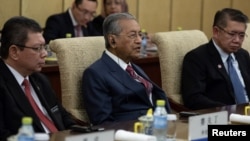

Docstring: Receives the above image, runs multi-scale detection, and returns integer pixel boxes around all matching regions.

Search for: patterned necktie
[227,55,247,104]
[75,25,82,37]
[126,65,152,95]
[22,79,58,132]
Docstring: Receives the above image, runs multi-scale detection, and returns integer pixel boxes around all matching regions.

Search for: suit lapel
[208,41,235,98]
[6,76,36,116]
[208,41,230,80]
[30,76,62,130]
[102,53,152,105]
[0,60,45,131]
[0,60,35,115]
[64,11,75,37]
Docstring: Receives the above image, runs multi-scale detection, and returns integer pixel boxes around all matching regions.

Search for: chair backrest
[242,23,250,52]
[49,36,105,123]
[151,30,208,112]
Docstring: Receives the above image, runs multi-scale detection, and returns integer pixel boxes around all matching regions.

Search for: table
[49,103,250,141]
[49,120,188,141]
[41,55,161,102]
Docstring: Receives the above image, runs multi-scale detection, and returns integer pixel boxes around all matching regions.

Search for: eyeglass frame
[105,0,122,6]
[15,44,49,52]
[75,5,96,18]
[217,26,248,40]
[114,32,143,40]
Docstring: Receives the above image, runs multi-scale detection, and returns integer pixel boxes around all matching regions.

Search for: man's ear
[111,39,116,44]
[9,45,19,60]
[109,35,116,47]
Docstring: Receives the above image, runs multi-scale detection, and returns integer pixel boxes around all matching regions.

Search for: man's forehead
[119,19,140,32]
[80,0,97,7]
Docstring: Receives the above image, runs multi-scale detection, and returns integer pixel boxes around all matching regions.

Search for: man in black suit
[43,0,101,44]
[0,16,76,140]
[82,13,171,125]
[181,8,250,110]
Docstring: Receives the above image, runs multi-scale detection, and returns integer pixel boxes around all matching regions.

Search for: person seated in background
[43,0,101,44]
[82,12,171,125]
[92,0,128,35]
[181,8,250,110]
[0,16,76,140]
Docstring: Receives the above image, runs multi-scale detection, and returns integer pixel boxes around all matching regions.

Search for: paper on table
[229,113,250,124]
[115,129,156,141]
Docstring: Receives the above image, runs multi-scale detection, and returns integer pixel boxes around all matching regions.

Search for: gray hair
[103,12,136,48]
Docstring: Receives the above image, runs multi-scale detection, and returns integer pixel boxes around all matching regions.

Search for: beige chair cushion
[49,37,105,123]
[151,30,208,111]
[242,23,250,52]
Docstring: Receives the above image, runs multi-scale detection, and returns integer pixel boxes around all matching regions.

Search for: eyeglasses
[15,44,49,52]
[76,6,96,18]
[115,32,143,40]
[217,26,247,40]
[106,1,122,5]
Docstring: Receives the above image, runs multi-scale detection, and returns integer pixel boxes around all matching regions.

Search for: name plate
[65,130,114,141]
[188,111,228,141]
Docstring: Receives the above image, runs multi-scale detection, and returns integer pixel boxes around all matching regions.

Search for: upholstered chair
[151,30,208,112]
[49,37,105,124]
[242,23,250,52]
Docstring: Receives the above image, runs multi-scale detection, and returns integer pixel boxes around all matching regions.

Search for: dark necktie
[22,79,58,132]
[126,65,152,95]
[75,25,82,37]
[227,55,247,104]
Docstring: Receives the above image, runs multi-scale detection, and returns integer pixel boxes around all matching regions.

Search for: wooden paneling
[0,0,20,29]
[232,0,250,19]
[171,0,202,31]
[21,0,62,28]
[138,0,170,33]
[63,0,74,11]
[1,0,250,38]
[202,0,231,39]
[97,0,103,15]
[126,0,138,18]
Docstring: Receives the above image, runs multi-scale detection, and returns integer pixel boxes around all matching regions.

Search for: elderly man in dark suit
[181,8,250,110]
[82,13,171,125]
[43,0,101,44]
[0,16,76,140]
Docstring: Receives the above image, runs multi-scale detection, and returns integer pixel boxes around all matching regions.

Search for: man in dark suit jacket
[181,8,250,110]
[0,16,76,140]
[43,0,101,44]
[82,13,171,125]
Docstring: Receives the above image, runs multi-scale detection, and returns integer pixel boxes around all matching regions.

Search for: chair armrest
[70,113,90,126]
[168,97,190,113]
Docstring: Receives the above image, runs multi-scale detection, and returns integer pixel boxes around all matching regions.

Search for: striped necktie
[75,25,82,37]
[126,65,152,95]
[22,79,58,132]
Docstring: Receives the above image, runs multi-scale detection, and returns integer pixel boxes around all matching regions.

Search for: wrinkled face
[73,0,97,26]
[105,0,123,16]
[110,19,142,63]
[213,20,247,54]
[12,32,48,76]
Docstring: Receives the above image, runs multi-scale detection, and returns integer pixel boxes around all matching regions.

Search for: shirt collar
[212,39,235,63]
[68,8,78,27]
[5,63,29,86]
[105,50,129,70]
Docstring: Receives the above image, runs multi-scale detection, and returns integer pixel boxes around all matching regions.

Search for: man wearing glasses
[0,16,76,140]
[82,13,171,125]
[181,8,250,110]
[43,0,101,44]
